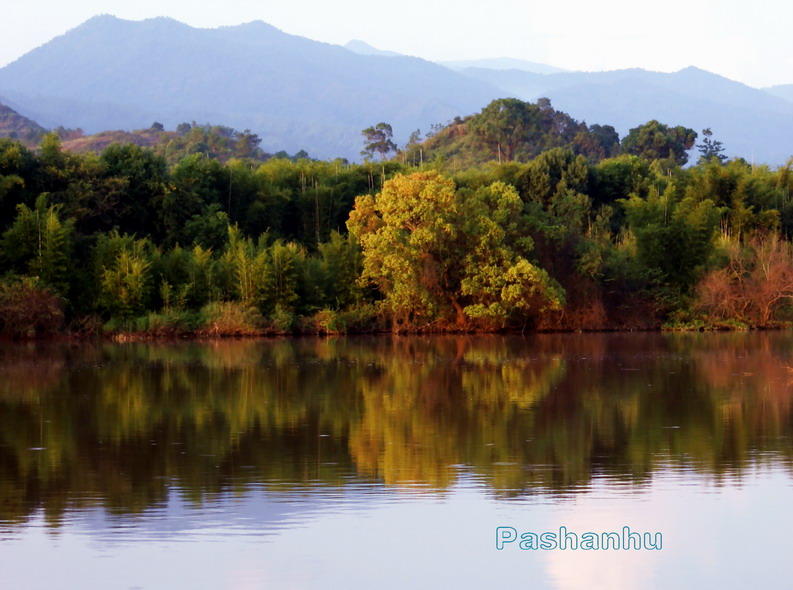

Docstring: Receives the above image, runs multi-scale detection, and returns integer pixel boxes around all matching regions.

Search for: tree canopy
[620,120,697,166]
[361,123,397,160]
[347,171,564,330]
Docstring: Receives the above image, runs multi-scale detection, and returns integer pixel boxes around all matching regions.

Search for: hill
[410,97,619,168]
[0,102,46,145]
[59,122,272,164]
[458,66,793,164]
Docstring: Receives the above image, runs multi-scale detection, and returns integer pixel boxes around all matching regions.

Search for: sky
[1,0,792,88]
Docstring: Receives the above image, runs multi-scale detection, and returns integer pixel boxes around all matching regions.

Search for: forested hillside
[0,102,46,145]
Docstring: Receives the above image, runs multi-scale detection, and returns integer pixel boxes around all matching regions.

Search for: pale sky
[1,0,791,88]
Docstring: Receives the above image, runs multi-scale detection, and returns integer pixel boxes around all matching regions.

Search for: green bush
[303,309,347,335]
[269,304,295,334]
[198,301,264,336]
[144,310,197,336]
[338,304,383,333]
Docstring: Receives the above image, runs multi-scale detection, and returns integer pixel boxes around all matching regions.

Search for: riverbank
[3,311,785,342]
[3,284,790,341]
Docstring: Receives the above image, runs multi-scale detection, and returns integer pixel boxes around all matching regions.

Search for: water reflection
[1,333,792,529]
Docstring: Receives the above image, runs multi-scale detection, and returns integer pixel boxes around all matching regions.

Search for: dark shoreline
[1,322,777,343]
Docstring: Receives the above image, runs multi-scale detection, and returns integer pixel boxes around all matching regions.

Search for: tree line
[2,97,793,336]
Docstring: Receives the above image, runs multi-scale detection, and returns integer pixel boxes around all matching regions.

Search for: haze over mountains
[0,15,792,164]
[0,16,501,160]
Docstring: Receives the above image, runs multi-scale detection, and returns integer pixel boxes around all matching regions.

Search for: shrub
[0,278,64,337]
[269,304,295,334]
[696,233,793,327]
[143,310,197,336]
[303,309,347,335]
[338,304,383,333]
[198,301,263,336]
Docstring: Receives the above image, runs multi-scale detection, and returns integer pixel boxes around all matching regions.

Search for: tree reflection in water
[1,332,792,527]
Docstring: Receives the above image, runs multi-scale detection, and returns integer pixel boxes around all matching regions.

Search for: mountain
[344,40,401,57]
[1,16,791,165]
[459,66,793,164]
[0,16,504,160]
[441,58,566,74]
[764,84,793,103]
[0,101,46,144]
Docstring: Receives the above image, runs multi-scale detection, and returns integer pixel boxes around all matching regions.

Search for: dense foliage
[412,98,620,168]
[2,98,793,336]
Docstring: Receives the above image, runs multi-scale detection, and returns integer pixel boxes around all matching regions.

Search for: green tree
[467,98,539,163]
[582,124,620,159]
[620,120,697,166]
[459,182,564,328]
[234,129,263,159]
[268,240,303,312]
[361,123,397,160]
[0,139,34,230]
[100,143,168,238]
[221,225,271,307]
[0,193,74,296]
[696,128,727,164]
[348,171,562,330]
[622,183,722,293]
[318,231,364,309]
[348,171,458,327]
[99,250,152,321]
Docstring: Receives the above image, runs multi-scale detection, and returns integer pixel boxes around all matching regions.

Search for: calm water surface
[0,333,791,589]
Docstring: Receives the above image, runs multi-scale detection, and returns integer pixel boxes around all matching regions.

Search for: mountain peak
[71,14,192,37]
[82,13,120,24]
[675,65,720,78]
[229,20,282,32]
[344,40,401,57]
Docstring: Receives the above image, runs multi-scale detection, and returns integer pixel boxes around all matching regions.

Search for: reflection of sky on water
[1,465,791,590]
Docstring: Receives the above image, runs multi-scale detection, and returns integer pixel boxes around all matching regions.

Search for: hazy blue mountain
[344,40,402,57]
[441,58,566,74]
[0,16,504,159]
[764,84,793,103]
[460,66,793,164]
[1,15,791,165]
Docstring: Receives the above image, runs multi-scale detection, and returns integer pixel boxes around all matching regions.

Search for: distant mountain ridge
[0,15,504,159]
[0,16,791,164]
[764,84,793,104]
[442,57,567,74]
[344,40,401,57]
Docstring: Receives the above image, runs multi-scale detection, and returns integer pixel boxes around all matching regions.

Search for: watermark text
[496,526,662,551]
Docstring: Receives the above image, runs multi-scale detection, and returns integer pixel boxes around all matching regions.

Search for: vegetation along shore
[2,98,793,338]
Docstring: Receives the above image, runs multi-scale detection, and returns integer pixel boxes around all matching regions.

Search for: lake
[0,333,791,589]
